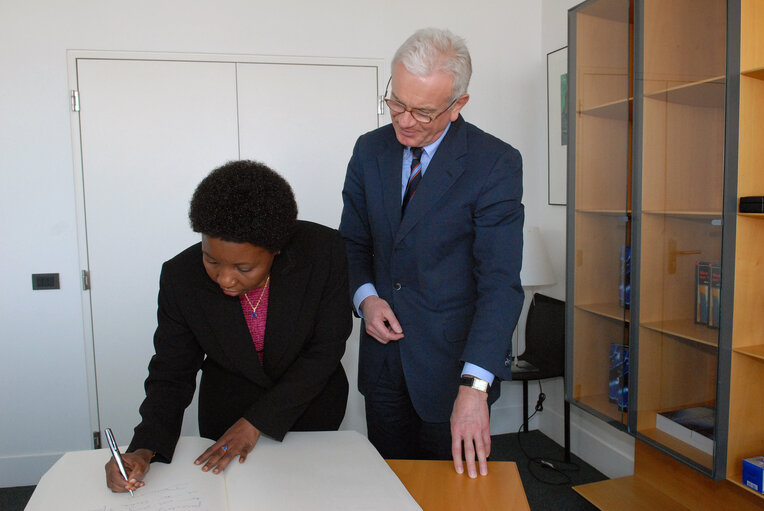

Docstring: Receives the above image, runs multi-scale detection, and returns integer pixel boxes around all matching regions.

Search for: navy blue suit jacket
[340,115,524,422]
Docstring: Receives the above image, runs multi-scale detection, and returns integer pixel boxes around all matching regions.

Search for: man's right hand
[359,296,404,344]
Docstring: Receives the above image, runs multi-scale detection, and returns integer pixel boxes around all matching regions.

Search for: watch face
[473,379,489,392]
[461,376,489,392]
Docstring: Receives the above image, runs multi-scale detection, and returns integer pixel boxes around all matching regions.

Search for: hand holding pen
[103,428,152,494]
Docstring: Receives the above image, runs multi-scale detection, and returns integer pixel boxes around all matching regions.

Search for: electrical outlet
[32,273,60,290]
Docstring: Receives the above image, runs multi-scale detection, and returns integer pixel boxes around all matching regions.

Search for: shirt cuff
[352,283,378,318]
[461,363,495,387]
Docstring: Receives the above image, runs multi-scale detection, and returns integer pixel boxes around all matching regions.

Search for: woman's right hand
[105,448,153,493]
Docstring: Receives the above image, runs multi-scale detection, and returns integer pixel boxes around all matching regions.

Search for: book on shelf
[655,405,715,455]
[708,263,721,329]
[619,245,630,308]
[608,343,628,411]
[743,456,764,494]
[695,261,711,325]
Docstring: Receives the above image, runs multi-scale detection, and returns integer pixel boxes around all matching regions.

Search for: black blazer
[128,221,352,462]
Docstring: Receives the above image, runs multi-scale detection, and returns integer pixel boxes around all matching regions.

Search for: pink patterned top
[238,284,270,364]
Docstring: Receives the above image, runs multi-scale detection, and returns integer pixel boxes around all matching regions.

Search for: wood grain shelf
[638,427,713,469]
[733,344,764,361]
[574,392,628,425]
[727,474,764,501]
[741,66,764,79]
[640,319,719,349]
[644,77,726,107]
[579,97,632,118]
[575,208,631,217]
[576,0,630,22]
[576,302,630,323]
[642,210,723,223]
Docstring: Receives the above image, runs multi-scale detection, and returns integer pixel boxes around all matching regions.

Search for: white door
[74,55,380,446]
[77,58,241,444]
[237,63,379,228]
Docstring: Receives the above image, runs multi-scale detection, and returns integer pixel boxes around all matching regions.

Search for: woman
[105,160,351,492]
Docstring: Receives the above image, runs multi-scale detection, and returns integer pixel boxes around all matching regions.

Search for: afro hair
[189,160,298,252]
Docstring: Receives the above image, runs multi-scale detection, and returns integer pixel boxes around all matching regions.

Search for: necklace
[243,275,270,318]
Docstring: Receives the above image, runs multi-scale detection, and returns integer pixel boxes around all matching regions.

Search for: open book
[26,431,421,510]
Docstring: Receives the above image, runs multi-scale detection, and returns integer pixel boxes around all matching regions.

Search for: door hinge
[93,431,101,449]
[82,269,90,290]
[71,90,80,112]
[377,95,385,115]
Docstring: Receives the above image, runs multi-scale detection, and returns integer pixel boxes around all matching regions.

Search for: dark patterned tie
[402,147,423,214]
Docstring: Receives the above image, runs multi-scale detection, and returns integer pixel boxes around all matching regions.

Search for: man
[339,28,524,479]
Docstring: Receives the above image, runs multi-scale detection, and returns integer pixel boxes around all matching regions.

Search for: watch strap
[460,375,490,393]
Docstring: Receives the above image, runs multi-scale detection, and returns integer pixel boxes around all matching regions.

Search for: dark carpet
[2,430,607,510]
[491,430,607,510]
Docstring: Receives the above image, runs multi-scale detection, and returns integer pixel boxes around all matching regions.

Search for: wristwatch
[459,375,490,393]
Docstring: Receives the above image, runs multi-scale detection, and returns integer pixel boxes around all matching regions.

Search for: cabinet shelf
[727,476,764,501]
[577,0,630,21]
[639,427,713,469]
[644,76,726,107]
[574,392,628,425]
[575,208,631,218]
[733,344,764,362]
[579,97,632,118]
[642,210,723,224]
[576,302,630,323]
[640,319,719,348]
[741,66,764,80]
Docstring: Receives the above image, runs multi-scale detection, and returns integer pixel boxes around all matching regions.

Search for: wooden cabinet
[633,0,727,476]
[567,0,764,504]
[727,0,764,496]
[566,0,632,430]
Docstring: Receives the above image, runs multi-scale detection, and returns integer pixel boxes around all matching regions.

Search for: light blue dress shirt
[352,122,495,386]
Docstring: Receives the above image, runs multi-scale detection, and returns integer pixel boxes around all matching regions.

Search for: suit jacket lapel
[379,136,405,237]
[395,116,468,244]
[262,248,310,371]
[201,280,273,388]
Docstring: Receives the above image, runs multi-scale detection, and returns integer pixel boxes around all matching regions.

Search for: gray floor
[3,430,606,510]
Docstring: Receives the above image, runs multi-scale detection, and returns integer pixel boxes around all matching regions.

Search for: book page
[25,437,228,511]
[27,433,419,511]
[224,431,421,511]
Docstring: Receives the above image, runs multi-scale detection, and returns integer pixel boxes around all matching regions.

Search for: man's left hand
[450,384,490,478]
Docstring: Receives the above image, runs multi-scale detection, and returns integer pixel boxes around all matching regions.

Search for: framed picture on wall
[547,46,568,206]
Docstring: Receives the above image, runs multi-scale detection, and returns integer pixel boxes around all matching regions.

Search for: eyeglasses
[383,76,459,124]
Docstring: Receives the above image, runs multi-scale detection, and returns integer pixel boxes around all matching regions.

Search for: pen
[104,428,134,496]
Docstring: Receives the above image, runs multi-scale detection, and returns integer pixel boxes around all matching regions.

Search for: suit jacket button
[393,282,402,291]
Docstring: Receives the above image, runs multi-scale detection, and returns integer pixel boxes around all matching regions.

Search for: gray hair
[392,28,472,100]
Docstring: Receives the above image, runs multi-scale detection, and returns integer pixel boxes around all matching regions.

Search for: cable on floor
[516,380,581,485]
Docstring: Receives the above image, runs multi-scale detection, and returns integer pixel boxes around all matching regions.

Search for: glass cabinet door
[567,0,632,428]
[633,0,727,475]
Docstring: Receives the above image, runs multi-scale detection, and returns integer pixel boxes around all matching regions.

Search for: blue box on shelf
[743,456,764,494]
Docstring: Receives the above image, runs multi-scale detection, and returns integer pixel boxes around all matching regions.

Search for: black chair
[510,293,569,462]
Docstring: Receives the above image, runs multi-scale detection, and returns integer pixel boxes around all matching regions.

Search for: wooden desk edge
[387,459,530,511]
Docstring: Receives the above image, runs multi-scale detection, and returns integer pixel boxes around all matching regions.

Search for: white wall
[0,0,548,486]
[0,0,634,487]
